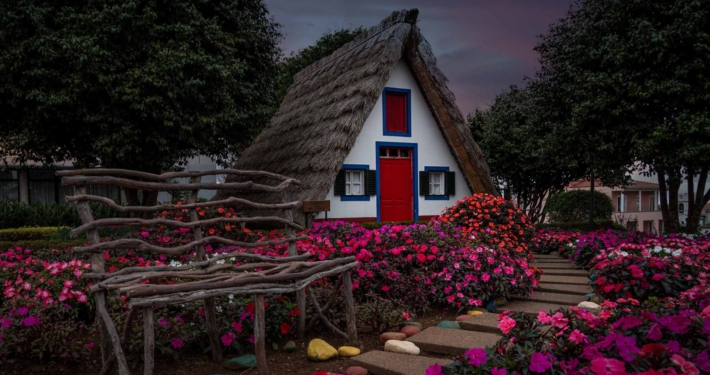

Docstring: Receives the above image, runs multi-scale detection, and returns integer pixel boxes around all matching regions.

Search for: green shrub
[0,227,68,241]
[0,239,86,252]
[544,190,613,223]
[535,220,625,231]
[0,201,126,229]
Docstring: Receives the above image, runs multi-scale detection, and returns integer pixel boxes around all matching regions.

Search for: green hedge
[536,220,626,232]
[0,239,86,251]
[0,201,126,229]
[0,226,69,241]
[544,190,614,223]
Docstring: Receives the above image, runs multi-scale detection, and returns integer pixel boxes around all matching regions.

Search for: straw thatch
[214,9,498,220]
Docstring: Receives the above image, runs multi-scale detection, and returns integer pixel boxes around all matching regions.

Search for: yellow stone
[338,346,361,357]
[467,310,484,317]
[307,339,338,361]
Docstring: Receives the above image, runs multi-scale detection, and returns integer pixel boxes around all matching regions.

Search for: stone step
[531,258,571,263]
[540,275,590,285]
[537,282,594,295]
[541,269,590,277]
[517,291,588,306]
[496,300,570,315]
[350,350,453,375]
[406,327,501,356]
[458,313,502,334]
[532,262,577,269]
[531,254,565,259]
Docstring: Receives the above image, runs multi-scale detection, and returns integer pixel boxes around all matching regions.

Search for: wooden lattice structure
[56,169,358,375]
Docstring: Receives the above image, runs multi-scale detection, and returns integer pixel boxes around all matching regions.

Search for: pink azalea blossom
[170,337,183,349]
[498,316,516,335]
[529,352,552,373]
[465,348,487,367]
[221,332,236,347]
[590,357,627,375]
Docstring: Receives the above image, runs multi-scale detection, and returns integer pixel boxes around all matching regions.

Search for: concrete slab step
[350,350,453,375]
[532,262,577,269]
[540,275,590,285]
[541,269,590,277]
[406,327,501,356]
[531,258,571,263]
[531,254,565,259]
[496,300,570,315]
[537,282,594,295]
[516,291,588,306]
[458,313,502,334]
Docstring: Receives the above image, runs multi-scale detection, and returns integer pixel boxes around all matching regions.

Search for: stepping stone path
[352,251,593,374]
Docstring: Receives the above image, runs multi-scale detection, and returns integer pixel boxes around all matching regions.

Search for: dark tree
[0,0,282,205]
[535,0,710,233]
[276,28,363,103]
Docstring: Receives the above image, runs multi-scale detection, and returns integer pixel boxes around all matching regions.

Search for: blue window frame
[382,87,412,137]
[339,164,370,201]
[424,166,450,200]
[375,142,418,222]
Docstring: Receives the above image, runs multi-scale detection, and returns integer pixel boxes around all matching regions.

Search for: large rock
[578,301,601,313]
[307,339,338,361]
[283,340,297,353]
[344,366,368,375]
[380,332,407,344]
[384,340,420,355]
[436,321,460,329]
[224,354,256,370]
[338,346,361,357]
[400,325,420,337]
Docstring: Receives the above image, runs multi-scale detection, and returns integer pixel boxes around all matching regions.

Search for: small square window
[429,171,445,195]
[345,170,364,196]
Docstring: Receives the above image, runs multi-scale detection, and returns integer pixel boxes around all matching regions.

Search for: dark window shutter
[419,171,430,195]
[365,170,377,196]
[446,171,456,195]
[334,170,346,196]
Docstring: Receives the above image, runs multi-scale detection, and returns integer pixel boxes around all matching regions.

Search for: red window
[385,92,407,133]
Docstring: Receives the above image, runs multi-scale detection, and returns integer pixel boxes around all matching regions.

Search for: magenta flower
[465,348,487,367]
[569,329,586,344]
[221,332,235,347]
[140,231,150,238]
[590,357,626,375]
[425,364,443,375]
[0,317,12,329]
[170,337,183,349]
[157,318,171,328]
[491,368,506,375]
[15,307,28,316]
[22,315,40,327]
[659,315,691,334]
[646,324,663,340]
[529,352,552,373]
[87,342,95,351]
[232,321,243,333]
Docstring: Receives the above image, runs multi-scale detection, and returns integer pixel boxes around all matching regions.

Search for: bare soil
[3,309,459,375]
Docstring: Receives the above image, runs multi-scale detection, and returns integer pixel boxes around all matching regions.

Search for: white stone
[384,340,420,356]
[578,301,601,313]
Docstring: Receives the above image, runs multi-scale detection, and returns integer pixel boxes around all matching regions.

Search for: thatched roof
[214,9,498,214]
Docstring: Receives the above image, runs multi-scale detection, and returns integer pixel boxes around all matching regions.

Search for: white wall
[318,59,472,220]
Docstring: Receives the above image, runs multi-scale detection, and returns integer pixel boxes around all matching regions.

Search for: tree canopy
[0,0,282,174]
[535,0,710,233]
[275,28,363,104]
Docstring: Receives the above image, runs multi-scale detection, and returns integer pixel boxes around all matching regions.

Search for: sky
[264,0,575,116]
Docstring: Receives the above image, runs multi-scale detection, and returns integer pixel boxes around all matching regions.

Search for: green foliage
[535,220,625,232]
[0,0,282,171]
[535,0,710,233]
[0,227,68,242]
[0,201,125,229]
[277,28,363,103]
[356,293,410,333]
[544,190,613,223]
[0,239,86,252]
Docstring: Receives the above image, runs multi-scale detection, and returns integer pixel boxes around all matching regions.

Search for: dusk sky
[265,0,576,116]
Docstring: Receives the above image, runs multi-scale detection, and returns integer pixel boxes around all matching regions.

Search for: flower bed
[533,229,580,256]
[572,230,648,269]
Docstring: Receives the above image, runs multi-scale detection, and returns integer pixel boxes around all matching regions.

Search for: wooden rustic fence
[56,168,358,375]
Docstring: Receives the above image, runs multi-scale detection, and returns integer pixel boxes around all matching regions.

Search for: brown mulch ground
[3,309,459,375]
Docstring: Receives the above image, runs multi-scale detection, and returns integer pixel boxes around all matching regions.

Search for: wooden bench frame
[57,168,358,375]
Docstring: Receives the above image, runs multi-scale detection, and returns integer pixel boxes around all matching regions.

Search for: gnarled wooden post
[143,308,154,375]
[342,272,358,346]
[188,177,222,362]
[254,294,268,375]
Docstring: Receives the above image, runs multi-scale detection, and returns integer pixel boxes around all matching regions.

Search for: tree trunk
[685,167,710,233]
[658,170,681,234]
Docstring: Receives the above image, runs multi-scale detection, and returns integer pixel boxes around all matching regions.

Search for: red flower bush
[439,193,534,258]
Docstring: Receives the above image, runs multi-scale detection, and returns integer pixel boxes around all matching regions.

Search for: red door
[380,149,413,222]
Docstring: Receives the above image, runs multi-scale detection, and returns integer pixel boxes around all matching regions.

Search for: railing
[57,168,358,375]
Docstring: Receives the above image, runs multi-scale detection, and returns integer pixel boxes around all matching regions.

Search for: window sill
[383,131,412,137]
[425,195,449,201]
[341,195,371,201]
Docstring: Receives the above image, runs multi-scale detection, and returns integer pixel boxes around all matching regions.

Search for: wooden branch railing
[58,168,356,375]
